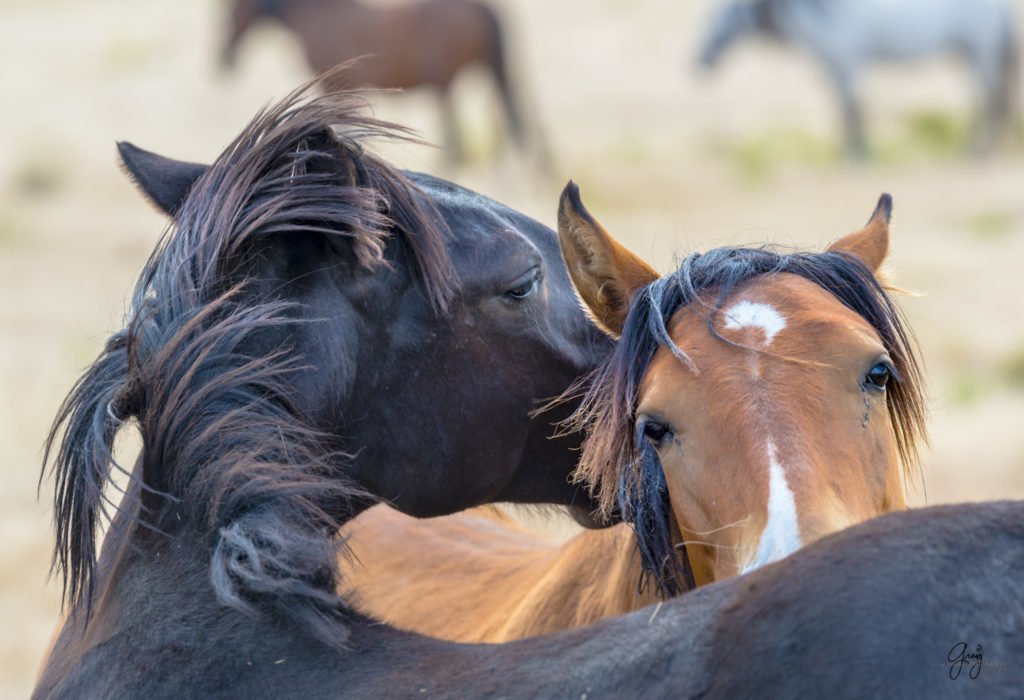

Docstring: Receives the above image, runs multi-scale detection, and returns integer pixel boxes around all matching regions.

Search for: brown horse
[337,185,927,642]
[222,0,531,163]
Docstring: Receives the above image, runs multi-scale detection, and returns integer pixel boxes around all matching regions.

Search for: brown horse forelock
[567,245,927,593]
[43,84,459,642]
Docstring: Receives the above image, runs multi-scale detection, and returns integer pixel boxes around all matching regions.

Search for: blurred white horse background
[699,0,1019,155]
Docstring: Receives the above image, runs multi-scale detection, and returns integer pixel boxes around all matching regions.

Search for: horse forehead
[448,222,539,285]
[436,211,551,285]
[644,274,881,388]
[721,300,787,344]
[712,274,876,344]
[411,171,561,262]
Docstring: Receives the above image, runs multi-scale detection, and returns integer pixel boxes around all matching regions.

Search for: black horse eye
[639,419,672,448]
[506,268,541,300]
[865,362,891,389]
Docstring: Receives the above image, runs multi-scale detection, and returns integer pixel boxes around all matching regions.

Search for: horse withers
[335,185,927,640]
[699,0,1019,156]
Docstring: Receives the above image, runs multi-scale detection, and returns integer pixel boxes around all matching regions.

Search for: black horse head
[45,84,610,648]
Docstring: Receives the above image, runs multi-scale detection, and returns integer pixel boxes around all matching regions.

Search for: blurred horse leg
[965,45,1004,153]
[823,59,866,158]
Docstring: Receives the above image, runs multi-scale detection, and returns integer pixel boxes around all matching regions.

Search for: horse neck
[44,579,723,697]
[44,499,717,697]
[341,507,659,643]
[337,600,718,697]
[487,522,661,641]
[34,468,214,698]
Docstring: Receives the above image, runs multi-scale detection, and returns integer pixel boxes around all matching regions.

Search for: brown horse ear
[826,193,892,273]
[117,141,209,218]
[557,182,659,337]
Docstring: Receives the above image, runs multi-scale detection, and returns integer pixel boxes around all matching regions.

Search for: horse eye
[640,419,671,448]
[865,362,891,389]
[506,268,542,300]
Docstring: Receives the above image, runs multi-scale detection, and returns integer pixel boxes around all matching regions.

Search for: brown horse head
[559,184,926,590]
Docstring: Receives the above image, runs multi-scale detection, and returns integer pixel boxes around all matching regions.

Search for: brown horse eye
[640,420,671,447]
[866,363,891,389]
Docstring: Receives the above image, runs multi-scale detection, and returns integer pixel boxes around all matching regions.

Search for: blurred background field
[2,0,1023,694]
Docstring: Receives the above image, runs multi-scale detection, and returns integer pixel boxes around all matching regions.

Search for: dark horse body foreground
[39,485,1024,696]
[37,88,1022,697]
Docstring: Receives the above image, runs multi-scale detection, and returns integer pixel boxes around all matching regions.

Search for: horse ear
[557,181,659,338]
[826,193,891,273]
[117,141,209,217]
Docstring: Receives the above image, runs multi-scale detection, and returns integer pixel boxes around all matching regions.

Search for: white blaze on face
[723,301,786,345]
[742,441,802,574]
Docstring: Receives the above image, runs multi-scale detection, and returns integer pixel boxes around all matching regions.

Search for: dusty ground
[2,0,1023,694]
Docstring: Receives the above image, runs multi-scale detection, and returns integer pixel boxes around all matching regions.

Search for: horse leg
[220,0,261,70]
[970,25,1018,153]
[965,51,1002,154]
[823,60,864,158]
[829,68,866,159]
[479,6,523,150]
[843,96,866,159]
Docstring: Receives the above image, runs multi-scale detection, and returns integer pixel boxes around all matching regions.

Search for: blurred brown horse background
[221,0,545,164]
[3,1,1024,694]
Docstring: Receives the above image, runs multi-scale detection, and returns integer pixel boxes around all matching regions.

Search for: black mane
[43,84,457,646]
[572,244,928,595]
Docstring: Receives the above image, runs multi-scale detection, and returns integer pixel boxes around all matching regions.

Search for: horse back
[287,0,502,89]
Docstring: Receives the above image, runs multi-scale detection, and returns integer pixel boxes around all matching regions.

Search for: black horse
[37,83,612,691]
[37,85,1021,697]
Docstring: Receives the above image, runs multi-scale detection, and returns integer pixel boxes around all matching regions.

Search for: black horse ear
[117,141,209,217]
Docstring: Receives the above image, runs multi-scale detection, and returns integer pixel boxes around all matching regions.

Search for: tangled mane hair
[43,80,457,647]
[569,245,928,596]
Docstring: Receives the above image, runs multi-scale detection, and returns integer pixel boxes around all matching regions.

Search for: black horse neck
[45,529,722,698]
[37,456,717,697]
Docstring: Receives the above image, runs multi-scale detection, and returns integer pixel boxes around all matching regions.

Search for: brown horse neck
[491,522,662,641]
[340,506,661,643]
